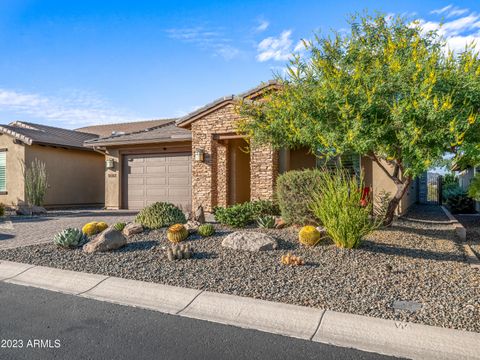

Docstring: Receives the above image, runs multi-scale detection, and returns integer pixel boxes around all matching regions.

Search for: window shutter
[0,151,6,192]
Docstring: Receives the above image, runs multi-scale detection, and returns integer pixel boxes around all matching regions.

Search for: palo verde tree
[239,13,480,224]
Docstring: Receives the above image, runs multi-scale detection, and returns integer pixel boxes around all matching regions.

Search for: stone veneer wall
[190,103,278,212]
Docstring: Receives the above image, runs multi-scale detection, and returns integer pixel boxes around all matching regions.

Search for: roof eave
[84,136,192,148]
[0,126,33,145]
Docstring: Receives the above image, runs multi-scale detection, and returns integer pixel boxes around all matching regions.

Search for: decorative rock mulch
[0,205,478,332]
[454,214,480,258]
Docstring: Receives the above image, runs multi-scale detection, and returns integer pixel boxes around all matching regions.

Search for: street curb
[1,260,479,360]
[440,206,467,241]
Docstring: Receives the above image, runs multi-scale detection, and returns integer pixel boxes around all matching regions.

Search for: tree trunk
[383,177,412,226]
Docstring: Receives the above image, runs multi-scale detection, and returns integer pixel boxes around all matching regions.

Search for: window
[0,150,6,192]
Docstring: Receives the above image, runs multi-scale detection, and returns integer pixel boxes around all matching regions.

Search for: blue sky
[0,0,479,129]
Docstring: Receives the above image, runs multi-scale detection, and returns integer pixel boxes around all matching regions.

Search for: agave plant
[53,228,88,248]
[256,215,276,229]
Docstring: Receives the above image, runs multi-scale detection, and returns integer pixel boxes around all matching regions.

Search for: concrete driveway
[0,210,137,250]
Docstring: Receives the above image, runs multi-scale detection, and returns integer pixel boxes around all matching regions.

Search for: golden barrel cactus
[298,225,321,246]
[96,222,109,232]
[82,222,99,237]
[167,224,188,243]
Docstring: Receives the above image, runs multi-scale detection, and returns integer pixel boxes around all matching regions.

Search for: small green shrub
[468,174,480,201]
[23,158,48,206]
[276,169,324,225]
[214,204,252,228]
[246,200,280,218]
[310,169,380,249]
[442,182,464,202]
[198,223,215,237]
[54,228,88,248]
[135,202,186,229]
[113,222,126,231]
[256,215,276,228]
[446,193,475,214]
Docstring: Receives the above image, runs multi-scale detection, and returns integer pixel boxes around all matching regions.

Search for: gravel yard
[0,205,478,332]
[454,214,480,258]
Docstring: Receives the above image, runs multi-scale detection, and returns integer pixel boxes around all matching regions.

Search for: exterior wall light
[105,159,115,169]
[194,149,205,162]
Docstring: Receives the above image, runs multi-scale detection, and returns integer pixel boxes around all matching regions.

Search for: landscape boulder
[193,205,205,224]
[184,220,201,234]
[221,231,278,252]
[16,205,47,216]
[83,227,127,254]
[123,223,143,237]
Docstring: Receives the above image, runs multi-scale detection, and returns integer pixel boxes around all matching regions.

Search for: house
[456,165,480,212]
[0,121,105,208]
[85,82,418,214]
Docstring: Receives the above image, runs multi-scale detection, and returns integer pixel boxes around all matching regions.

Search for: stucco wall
[103,142,192,209]
[0,134,26,207]
[25,145,105,207]
[369,158,417,215]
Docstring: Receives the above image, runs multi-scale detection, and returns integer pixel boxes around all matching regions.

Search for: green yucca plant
[310,169,380,249]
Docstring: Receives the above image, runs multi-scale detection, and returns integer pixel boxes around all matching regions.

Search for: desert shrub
[23,159,48,206]
[113,222,126,231]
[256,215,276,228]
[373,190,391,220]
[467,174,480,201]
[214,204,252,228]
[446,193,475,214]
[246,200,280,218]
[214,200,279,228]
[54,228,88,248]
[198,223,215,237]
[135,202,186,229]
[310,169,380,249]
[442,182,464,202]
[276,169,323,225]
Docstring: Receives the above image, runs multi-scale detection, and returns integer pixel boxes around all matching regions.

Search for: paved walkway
[0,210,136,250]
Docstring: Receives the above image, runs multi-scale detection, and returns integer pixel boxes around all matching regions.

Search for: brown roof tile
[84,121,191,147]
[76,119,175,137]
[0,121,98,150]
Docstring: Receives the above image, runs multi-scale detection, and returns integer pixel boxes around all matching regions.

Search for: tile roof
[176,80,281,127]
[0,121,99,150]
[84,121,191,147]
[76,119,175,137]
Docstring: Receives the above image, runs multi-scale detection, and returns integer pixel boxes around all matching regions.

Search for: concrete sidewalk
[1,260,478,360]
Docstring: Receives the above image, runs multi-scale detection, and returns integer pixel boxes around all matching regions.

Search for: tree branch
[370,152,403,185]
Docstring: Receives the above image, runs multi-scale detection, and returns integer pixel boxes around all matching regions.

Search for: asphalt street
[0,282,402,360]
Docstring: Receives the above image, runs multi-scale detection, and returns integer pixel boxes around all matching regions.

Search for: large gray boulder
[123,223,143,237]
[84,227,127,254]
[221,231,278,252]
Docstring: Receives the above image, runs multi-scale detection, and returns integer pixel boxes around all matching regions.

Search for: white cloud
[255,19,269,32]
[166,26,241,60]
[430,5,468,18]
[256,30,294,62]
[0,88,136,128]
[417,7,480,53]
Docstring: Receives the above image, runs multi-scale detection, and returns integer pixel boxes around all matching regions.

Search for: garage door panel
[124,152,191,211]
[146,166,167,174]
[168,177,190,185]
[146,177,167,185]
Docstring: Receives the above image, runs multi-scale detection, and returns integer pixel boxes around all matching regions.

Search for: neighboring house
[86,82,418,214]
[457,165,480,211]
[0,121,105,208]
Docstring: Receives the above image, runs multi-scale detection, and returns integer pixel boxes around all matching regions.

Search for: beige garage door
[123,153,192,211]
